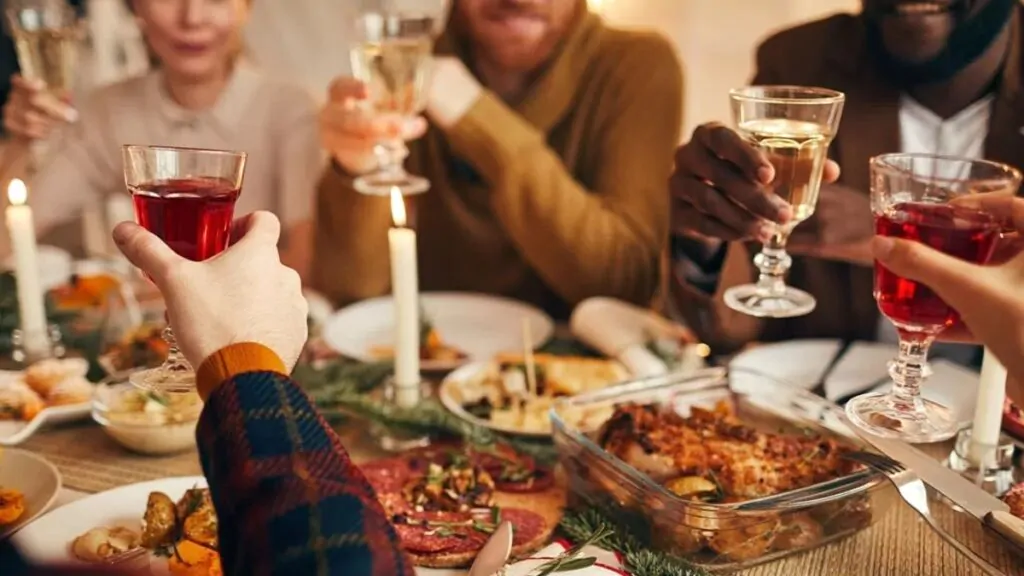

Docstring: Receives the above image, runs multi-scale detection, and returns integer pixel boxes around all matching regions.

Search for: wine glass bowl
[349,10,436,196]
[846,153,1021,443]
[122,145,247,393]
[723,86,845,319]
[4,0,80,97]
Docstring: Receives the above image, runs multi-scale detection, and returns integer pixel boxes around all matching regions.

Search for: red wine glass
[846,153,1021,443]
[122,145,246,393]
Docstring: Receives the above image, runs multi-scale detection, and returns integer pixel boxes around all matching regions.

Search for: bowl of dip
[92,383,202,455]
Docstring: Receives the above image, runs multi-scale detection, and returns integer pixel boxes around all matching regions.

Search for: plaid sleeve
[196,370,415,576]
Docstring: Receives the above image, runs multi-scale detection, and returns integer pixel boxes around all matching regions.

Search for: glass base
[945,428,1018,497]
[722,283,817,318]
[370,378,432,452]
[353,172,430,196]
[129,366,196,394]
[845,391,959,443]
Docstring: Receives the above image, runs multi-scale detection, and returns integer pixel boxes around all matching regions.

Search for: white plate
[728,339,844,391]
[0,449,61,539]
[12,476,206,566]
[439,362,551,439]
[0,359,94,446]
[323,292,555,371]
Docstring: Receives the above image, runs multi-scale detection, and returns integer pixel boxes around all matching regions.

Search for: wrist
[195,342,288,401]
[426,61,483,129]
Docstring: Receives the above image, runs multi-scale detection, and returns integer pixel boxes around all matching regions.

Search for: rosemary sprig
[531,522,614,576]
[558,508,710,576]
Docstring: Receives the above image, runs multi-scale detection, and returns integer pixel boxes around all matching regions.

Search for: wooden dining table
[17,414,1024,576]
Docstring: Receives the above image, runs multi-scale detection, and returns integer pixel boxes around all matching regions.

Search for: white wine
[12,26,78,95]
[736,118,832,225]
[350,37,432,118]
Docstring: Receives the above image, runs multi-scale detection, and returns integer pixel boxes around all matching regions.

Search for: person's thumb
[872,235,989,308]
[112,222,184,286]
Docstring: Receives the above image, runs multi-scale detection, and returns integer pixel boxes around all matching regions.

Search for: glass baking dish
[551,367,897,570]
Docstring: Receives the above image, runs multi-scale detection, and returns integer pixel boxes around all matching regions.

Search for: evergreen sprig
[558,508,710,576]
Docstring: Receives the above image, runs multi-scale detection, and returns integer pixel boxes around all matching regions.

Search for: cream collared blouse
[29,62,323,240]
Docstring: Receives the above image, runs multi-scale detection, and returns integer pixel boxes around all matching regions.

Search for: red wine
[874,202,999,331]
[130,178,240,262]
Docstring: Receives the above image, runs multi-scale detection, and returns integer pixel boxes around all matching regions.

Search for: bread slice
[407,486,566,568]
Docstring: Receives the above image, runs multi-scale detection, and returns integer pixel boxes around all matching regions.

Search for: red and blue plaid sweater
[1,351,415,576]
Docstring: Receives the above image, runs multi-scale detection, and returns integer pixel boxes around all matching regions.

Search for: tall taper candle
[968,349,1007,467]
[389,187,420,407]
[5,179,50,358]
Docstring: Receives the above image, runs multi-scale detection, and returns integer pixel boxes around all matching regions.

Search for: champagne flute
[723,86,845,318]
[846,153,1020,443]
[123,145,247,393]
[4,0,80,169]
[349,8,435,196]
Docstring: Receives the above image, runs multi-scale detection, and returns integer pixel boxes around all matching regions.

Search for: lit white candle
[389,187,420,407]
[968,349,1007,467]
[5,179,50,357]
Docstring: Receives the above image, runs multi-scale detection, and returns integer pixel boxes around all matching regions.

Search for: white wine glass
[349,7,436,196]
[723,86,845,319]
[4,0,79,98]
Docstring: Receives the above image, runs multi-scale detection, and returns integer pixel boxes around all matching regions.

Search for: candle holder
[370,377,432,452]
[945,427,1018,497]
[11,323,63,365]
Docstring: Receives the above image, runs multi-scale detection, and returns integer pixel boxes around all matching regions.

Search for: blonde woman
[2,0,321,278]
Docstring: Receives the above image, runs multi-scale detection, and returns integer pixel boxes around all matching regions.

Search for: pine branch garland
[558,508,710,576]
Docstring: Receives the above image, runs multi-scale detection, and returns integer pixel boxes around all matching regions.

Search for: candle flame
[7,179,27,206]
[390,186,407,227]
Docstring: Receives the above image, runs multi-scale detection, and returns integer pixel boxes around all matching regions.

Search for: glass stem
[374,138,410,178]
[162,326,192,374]
[752,231,793,296]
[888,334,935,416]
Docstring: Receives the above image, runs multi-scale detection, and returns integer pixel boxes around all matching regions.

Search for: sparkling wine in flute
[736,118,831,231]
[11,25,77,95]
[350,36,432,118]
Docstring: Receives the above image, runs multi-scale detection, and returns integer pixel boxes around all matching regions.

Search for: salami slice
[499,508,548,545]
[360,458,414,494]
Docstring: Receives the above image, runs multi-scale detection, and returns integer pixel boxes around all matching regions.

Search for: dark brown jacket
[673,6,1024,352]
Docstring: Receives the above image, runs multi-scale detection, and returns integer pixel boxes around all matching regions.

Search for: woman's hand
[2,74,77,140]
[319,77,427,175]
[871,195,1024,382]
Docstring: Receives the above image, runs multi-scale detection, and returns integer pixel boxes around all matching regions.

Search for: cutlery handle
[985,510,1024,550]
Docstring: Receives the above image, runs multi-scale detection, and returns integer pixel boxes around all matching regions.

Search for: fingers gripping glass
[722,86,845,319]
[349,10,436,196]
[845,153,1021,443]
[123,145,247,394]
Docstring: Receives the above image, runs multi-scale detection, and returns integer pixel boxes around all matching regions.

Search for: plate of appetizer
[358,443,563,569]
[322,292,554,371]
[0,449,61,539]
[12,476,214,572]
[439,354,630,437]
[0,357,94,445]
[98,323,169,379]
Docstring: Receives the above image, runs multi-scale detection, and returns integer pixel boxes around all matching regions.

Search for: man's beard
[864,0,1017,87]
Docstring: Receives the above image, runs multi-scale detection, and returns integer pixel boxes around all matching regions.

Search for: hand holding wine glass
[320,78,428,175]
[870,194,1024,384]
[2,73,77,139]
[845,154,1022,443]
[111,212,308,380]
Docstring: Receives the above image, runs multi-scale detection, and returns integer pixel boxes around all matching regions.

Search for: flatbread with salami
[360,445,563,568]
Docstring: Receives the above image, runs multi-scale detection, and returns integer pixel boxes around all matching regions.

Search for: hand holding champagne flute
[347,7,436,196]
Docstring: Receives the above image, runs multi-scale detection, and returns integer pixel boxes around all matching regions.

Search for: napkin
[501,541,627,576]
[728,339,844,390]
[822,341,895,402]
[570,297,702,377]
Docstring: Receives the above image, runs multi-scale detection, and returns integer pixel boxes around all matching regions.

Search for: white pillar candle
[389,187,420,408]
[968,349,1007,467]
[5,179,49,357]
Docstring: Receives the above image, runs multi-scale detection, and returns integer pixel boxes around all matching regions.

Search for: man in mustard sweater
[313,0,683,318]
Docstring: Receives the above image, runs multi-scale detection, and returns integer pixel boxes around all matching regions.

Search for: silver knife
[861,433,1024,550]
[468,520,513,576]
